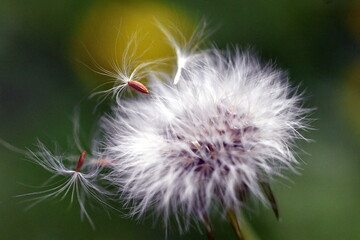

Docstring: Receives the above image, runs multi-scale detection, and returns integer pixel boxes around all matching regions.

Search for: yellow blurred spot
[341,60,360,138]
[70,1,194,89]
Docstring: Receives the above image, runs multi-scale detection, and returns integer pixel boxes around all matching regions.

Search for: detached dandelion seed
[82,30,157,106]
[157,21,209,84]
[19,142,113,229]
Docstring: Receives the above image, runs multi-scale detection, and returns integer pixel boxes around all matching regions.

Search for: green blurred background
[1,0,359,239]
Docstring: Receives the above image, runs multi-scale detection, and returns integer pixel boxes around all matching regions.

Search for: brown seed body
[76,151,86,172]
[127,80,149,94]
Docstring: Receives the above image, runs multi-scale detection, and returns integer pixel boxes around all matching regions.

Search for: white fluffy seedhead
[102,40,309,231]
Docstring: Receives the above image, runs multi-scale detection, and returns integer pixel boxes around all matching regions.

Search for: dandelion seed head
[102,41,310,230]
